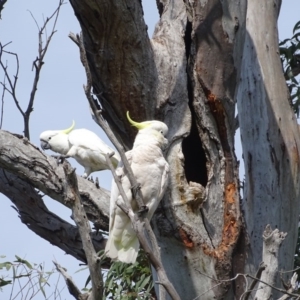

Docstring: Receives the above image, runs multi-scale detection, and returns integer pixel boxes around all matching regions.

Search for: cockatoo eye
[160,130,163,134]
[48,137,52,140]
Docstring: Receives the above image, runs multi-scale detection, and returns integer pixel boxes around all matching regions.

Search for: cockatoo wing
[105,151,139,263]
[68,129,117,156]
[108,150,133,230]
[158,159,169,200]
[66,129,120,177]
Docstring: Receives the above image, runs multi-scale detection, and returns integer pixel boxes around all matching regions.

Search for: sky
[0,1,299,299]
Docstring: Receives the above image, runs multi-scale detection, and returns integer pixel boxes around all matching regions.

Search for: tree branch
[23,0,65,139]
[278,273,299,300]
[53,261,87,300]
[0,168,107,264]
[63,162,103,299]
[0,0,7,19]
[0,70,5,129]
[0,130,110,231]
[0,44,24,118]
[243,262,266,300]
[253,225,287,299]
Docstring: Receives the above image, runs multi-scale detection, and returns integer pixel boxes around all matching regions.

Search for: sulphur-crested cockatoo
[105,112,169,264]
[39,121,120,178]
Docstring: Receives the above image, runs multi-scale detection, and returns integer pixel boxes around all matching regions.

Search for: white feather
[105,121,169,264]
[40,126,120,178]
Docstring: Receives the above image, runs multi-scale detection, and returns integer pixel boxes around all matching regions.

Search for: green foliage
[0,255,63,299]
[280,21,300,116]
[97,250,155,299]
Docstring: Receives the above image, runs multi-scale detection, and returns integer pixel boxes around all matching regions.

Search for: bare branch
[0,0,7,18]
[246,273,300,299]
[70,30,180,299]
[254,225,287,299]
[24,0,65,139]
[63,162,103,300]
[0,44,24,117]
[0,71,5,129]
[53,261,86,300]
[243,262,266,300]
[0,130,110,231]
[0,168,107,264]
[278,273,299,300]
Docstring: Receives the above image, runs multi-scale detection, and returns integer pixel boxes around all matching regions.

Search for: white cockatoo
[105,112,169,264]
[39,121,120,178]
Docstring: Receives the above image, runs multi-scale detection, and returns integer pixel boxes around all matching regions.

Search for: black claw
[138,205,149,216]
[51,155,66,165]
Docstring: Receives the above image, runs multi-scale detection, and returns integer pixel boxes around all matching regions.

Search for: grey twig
[23,0,65,139]
[0,0,64,139]
[243,262,266,300]
[0,70,5,129]
[63,162,103,300]
[53,261,85,300]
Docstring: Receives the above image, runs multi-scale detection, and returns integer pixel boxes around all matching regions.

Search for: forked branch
[63,162,103,300]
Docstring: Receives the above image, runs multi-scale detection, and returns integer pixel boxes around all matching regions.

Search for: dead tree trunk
[68,0,300,298]
[69,0,242,298]
[1,0,299,299]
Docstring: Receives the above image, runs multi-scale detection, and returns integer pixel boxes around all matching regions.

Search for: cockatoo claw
[138,205,149,216]
[51,154,69,165]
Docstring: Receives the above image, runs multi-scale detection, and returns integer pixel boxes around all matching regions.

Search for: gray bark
[69,0,244,298]
[254,225,286,299]
[0,168,106,264]
[1,0,298,299]
[237,0,300,297]
[0,130,110,231]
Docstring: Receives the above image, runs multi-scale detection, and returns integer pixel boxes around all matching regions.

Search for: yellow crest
[61,121,75,134]
[126,111,150,130]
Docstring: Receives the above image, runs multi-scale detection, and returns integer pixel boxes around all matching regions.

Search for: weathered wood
[236,0,300,293]
[69,0,157,148]
[0,169,106,263]
[63,163,103,300]
[0,130,110,230]
[254,225,287,299]
[1,0,298,299]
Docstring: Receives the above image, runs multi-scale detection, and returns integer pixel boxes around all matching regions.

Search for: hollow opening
[182,116,208,187]
[182,19,208,187]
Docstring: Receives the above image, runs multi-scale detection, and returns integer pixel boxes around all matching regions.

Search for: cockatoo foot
[138,205,149,216]
[52,154,69,165]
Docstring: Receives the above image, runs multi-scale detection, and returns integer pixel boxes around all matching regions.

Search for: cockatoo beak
[40,140,51,150]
